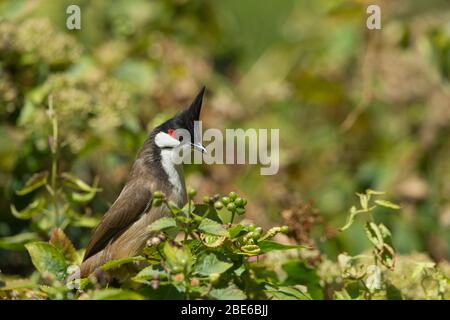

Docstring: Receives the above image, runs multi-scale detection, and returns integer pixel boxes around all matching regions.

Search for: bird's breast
[160,149,187,207]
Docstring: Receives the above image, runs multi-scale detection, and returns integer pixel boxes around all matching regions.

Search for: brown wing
[83,173,153,261]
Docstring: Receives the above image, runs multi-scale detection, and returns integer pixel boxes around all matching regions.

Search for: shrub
[0,100,448,300]
[1,185,448,300]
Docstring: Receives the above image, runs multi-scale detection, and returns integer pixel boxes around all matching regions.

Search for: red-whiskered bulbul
[79,87,207,278]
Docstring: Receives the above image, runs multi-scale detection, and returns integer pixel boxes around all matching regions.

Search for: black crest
[156,86,206,143]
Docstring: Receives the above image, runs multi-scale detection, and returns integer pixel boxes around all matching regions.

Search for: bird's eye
[179,136,183,142]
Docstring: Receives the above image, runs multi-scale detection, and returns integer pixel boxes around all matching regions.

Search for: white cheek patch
[155,132,180,148]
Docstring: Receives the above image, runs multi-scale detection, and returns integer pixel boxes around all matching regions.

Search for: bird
[78,87,207,278]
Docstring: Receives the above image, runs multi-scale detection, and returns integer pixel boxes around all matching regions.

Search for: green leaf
[366,189,385,196]
[379,243,396,269]
[163,242,192,273]
[61,172,99,193]
[234,264,246,276]
[0,232,39,250]
[148,217,177,232]
[100,256,146,271]
[182,200,195,215]
[228,225,247,238]
[374,200,400,210]
[194,253,233,276]
[282,261,323,299]
[209,284,246,300]
[356,193,369,210]
[198,218,227,236]
[71,215,100,228]
[25,242,67,281]
[49,228,79,264]
[334,289,354,300]
[10,198,45,220]
[339,206,358,231]
[193,204,223,223]
[258,240,305,253]
[132,266,167,284]
[365,223,396,269]
[239,244,261,256]
[166,201,182,215]
[265,284,311,300]
[143,245,163,263]
[70,191,97,203]
[379,223,393,245]
[89,289,144,300]
[365,222,384,249]
[200,234,226,248]
[16,171,48,196]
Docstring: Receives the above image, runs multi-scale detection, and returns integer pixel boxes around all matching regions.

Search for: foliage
[0,0,449,300]
[4,97,101,242]
[1,179,448,299]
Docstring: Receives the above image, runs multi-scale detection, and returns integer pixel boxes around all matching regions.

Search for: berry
[174,273,184,282]
[188,188,197,198]
[214,201,224,210]
[252,231,261,240]
[234,197,244,206]
[190,278,200,286]
[153,191,163,198]
[203,196,211,204]
[153,198,162,207]
[209,273,220,284]
[226,202,236,212]
[229,192,237,201]
[221,196,231,205]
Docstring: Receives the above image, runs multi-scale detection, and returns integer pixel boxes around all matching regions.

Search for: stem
[185,198,192,242]
[202,283,213,299]
[163,200,177,215]
[360,279,372,300]
[48,95,60,227]
[202,207,210,219]
[183,194,198,242]
[184,265,190,300]
[230,211,236,224]
[187,198,191,219]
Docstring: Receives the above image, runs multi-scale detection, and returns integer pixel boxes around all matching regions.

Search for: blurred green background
[0,0,449,275]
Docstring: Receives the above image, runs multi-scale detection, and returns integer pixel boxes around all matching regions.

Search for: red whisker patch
[167,129,176,137]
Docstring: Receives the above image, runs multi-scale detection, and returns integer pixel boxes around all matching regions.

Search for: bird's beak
[191,142,207,154]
